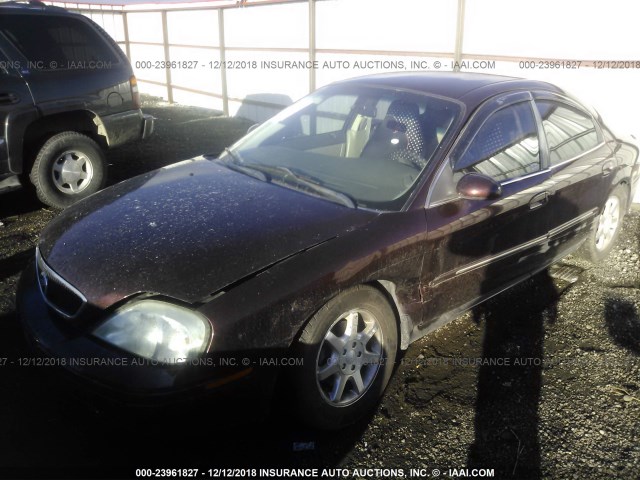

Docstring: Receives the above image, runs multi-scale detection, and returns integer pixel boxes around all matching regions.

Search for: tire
[29,132,106,209]
[292,285,398,430]
[577,184,628,263]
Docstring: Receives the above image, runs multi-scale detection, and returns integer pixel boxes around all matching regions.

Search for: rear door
[419,91,552,329]
[532,92,614,260]
[0,43,37,177]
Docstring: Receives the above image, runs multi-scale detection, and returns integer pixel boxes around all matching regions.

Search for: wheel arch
[22,110,107,172]
[287,280,414,352]
[611,145,636,213]
[615,177,633,212]
[369,280,414,350]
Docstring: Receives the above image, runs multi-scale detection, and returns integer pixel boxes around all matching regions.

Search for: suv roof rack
[0,1,66,10]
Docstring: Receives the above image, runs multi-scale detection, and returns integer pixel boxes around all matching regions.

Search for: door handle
[0,93,19,105]
[529,191,549,210]
[602,160,615,177]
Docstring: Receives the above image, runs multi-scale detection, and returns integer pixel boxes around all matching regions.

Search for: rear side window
[0,15,119,70]
[457,101,541,183]
[535,101,599,165]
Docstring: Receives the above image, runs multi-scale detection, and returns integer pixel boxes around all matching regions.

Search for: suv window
[535,101,599,165]
[456,102,540,183]
[0,15,119,70]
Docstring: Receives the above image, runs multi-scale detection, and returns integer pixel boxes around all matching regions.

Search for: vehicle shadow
[0,310,29,356]
[466,271,558,479]
[0,248,34,282]
[0,189,43,218]
[445,189,583,478]
[603,297,640,354]
[0,382,370,476]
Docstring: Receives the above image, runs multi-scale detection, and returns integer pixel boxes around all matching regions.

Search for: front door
[418,92,552,332]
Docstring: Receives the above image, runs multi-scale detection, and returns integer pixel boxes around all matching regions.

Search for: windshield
[225,84,461,210]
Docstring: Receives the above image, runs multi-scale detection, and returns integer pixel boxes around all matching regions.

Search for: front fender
[197,210,427,353]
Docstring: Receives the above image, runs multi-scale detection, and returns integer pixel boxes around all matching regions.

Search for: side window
[456,102,541,183]
[535,101,599,165]
[301,94,358,135]
[0,53,7,75]
[0,15,119,70]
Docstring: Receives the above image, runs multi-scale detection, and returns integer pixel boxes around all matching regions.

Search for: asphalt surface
[0,98,638,479]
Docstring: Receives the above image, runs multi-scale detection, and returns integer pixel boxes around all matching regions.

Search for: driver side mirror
[456,172,502,200]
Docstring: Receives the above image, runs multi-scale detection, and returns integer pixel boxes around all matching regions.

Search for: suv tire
[30,131,106,209]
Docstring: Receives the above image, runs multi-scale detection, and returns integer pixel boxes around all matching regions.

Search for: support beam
[308,0,316,93]
[161,11,173,103]
[122,12,131,60]
[454,0,466,71]
[218,9,229,116]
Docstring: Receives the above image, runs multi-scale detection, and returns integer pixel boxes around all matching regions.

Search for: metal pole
[308,0,316,93]
[122,12,131,60]
[454,0,466,71]
[218,9,229,116]
[161,11,173,103]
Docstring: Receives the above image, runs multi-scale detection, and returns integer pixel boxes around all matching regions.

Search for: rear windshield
[0,14,120,70]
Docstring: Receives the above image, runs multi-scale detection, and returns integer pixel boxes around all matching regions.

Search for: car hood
[38,159,377,309]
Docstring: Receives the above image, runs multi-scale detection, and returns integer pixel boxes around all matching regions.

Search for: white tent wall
[50,0,640,202]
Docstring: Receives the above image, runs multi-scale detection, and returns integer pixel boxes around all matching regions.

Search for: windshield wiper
[218,148,268,182]
[217,150,356,208]
[243,163,357,209]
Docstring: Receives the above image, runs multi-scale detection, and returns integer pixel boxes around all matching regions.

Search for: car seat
[361,100,426,169]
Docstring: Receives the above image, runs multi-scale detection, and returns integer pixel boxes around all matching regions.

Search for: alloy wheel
[315,309,383,406]
[595,195,620,251]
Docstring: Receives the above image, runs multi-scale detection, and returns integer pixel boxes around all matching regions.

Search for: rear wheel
[577,185,628,263]
[292,286,397,429]
[30,131,106,209]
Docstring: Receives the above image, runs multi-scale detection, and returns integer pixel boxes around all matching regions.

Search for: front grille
[36,247,86,318]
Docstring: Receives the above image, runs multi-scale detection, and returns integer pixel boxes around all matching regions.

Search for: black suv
[0,1,153,208]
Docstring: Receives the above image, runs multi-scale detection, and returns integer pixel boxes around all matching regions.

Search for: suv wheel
[577,184,628,263]
[292,286,397,429]
[30,132,106,209]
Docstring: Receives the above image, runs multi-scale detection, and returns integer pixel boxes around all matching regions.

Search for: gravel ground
[0,99,638,479]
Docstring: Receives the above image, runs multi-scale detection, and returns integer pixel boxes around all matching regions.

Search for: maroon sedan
[18,73,640,429]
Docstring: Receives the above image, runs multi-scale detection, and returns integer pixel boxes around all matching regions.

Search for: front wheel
[292,286,398,430]
[577,185,628,263]
[30,132,107,209]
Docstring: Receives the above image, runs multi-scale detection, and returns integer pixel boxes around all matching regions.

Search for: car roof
[339,71,564,110]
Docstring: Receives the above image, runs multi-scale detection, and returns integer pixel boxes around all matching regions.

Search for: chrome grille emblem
[35,247,87,319]
[39,268,49,292]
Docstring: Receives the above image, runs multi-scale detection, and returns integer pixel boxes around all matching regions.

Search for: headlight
[93,300,211,364]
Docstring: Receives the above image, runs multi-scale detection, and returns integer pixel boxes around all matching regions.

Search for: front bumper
[16,261,276,413]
